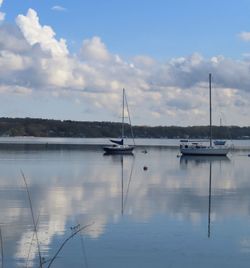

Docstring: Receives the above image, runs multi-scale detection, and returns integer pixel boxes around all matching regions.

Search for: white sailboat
[180,74,229,156]
[103,88,135,154]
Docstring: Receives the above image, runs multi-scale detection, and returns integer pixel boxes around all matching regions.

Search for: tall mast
[122,88,125,139]
[124,91,135,146]
[209,73,212,147]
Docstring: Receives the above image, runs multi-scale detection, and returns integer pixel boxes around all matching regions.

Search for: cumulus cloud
[0,12,4,22]
[16,8,68,57]
[239,31,250,41]
[0,24,30,52]
[0,8,250,125]
[51,5,67,12]
[0,0,5,22]
[132,55,156,68]
[80,36,111,62]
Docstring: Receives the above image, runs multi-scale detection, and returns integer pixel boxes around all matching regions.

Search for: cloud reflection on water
[0,148,249,266]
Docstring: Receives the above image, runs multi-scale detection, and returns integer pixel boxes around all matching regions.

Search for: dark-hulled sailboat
[103,89,135,154]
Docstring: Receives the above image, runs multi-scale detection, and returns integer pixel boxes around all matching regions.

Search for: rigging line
[124,90,135,146]
[123,156,135,211]
[210,75,232,143]
[212,77,230,135]
[213,81,232,141]
[212,75,221,126]
[122,88,125,139]
[212,74,226,127]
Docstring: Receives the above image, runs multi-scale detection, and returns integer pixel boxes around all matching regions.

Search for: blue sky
[0,0,250,126]
[3,0,250,59]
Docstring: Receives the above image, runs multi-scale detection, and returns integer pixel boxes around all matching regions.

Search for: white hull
[180,75,230,157]
[180,147,229,156]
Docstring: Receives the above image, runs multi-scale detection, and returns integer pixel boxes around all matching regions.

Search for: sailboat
[180,74,229,156]
[103,88,135,154]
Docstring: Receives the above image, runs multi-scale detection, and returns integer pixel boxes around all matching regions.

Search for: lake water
[0,140,250,267]
[0,136,250,148]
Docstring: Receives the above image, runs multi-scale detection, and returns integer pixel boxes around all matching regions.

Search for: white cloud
[51,5,67,12]
[0,50,31,71]
[239,31,250,41]
[0,24,30,53]
[0,12,5,22]
[16,8,68,57]
[0,85,32,94]
[0,0,5,22]
[0,8,250,125]
[132,55,156,68]
[80,36,110,62]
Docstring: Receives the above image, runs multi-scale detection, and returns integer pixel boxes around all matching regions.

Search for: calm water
[0,137,250,149]
[0,144,250,267]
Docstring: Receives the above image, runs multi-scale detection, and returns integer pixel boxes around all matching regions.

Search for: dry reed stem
[20,170,43,268]
[47,223,93,268]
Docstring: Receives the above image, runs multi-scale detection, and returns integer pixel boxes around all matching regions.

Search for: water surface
[0,146,250,267]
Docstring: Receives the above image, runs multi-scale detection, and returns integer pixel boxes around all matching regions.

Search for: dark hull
[103,146,134,155]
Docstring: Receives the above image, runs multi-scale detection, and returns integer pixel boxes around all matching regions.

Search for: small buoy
[143,166,148,171]
[142,149,147,154]
[248,154,250,157]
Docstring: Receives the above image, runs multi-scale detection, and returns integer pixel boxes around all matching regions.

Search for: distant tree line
[0,117,249,139]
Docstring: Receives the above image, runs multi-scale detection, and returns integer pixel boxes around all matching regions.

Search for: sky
[0,0,250,126]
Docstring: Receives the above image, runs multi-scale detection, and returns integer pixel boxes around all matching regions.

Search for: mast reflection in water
[180,155,230,239]
[1,148,250,268]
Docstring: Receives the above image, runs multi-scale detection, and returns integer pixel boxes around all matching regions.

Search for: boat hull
[103,146,134,155]
[180,147,229,156]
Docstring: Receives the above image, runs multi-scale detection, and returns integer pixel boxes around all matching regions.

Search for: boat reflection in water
[103,153,135,215]
[120,155,135,215]
[180,155,230,238]
[208,161,212,238]
[180,155,230,166]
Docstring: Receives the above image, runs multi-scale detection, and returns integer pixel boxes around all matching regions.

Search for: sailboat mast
[209,73,212,147]
[122,88,125,139]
